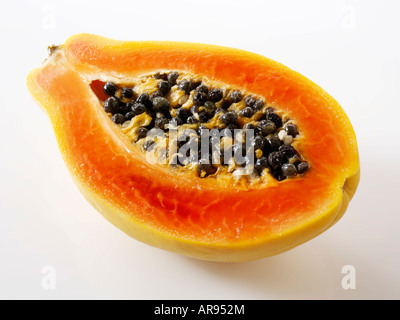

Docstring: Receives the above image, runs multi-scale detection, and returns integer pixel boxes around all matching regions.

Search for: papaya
[26,34,360,262]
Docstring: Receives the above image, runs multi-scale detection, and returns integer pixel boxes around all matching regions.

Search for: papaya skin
[27,34,360,262]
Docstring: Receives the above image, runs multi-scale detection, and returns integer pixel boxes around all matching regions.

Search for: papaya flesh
[26,34,360,262]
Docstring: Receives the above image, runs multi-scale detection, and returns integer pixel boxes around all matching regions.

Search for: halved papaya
[26,34,359,262]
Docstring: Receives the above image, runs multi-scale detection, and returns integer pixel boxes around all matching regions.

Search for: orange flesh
[30,35,359,246]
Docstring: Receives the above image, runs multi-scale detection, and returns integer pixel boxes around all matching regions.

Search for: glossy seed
[267,112,283,128]
[240,107,254,118]
[268,151,285,168]
[152,96,170,113]
[119,102,132,114]
[198,111,211,123]
[244,96,256,107]
[193,92,208,106]
[111,113,126,124]
[153,73,168,81]
[285,123,298,137]
[125,111,135,120]
[278,144,298,158]
[196,84,209,94]
[252,135,266,151]
[253,99,265,111]
[228,90,242,103]
[257,120,276,135]
[297,161,310,174]
[136,93,151,106]
[266,135,282,151]
[137,127,148,140]
[281,163,297,176]
[221,112,237,125]
[104,96,120,114]
[131,103,147,116]
[178,80,191,94]
[167,72,179,85]
[103,82,118,96]
[121,87,134,99]
[208,88,223,102]
[176,108,191,122]
[255,157,269,173]
[220,100,232,110]
[158,80,172,95]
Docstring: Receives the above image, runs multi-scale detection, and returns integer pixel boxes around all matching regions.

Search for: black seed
[204,101,216,113]
[131,103,147,116]
[176,108,191,122]
[208,88,223,102]
[252,135,266,151]
[125,111,135,120]
[149,90,163,101]
[137,127,148,140]
[257,120,276,135]
[221,112,237,125]
[285,123,298,137]
[153,73,168,81]
[143,140,155,151]
[266,135,282,151]
[193,92,208,106]
[253,99,265,111]
[255,157,269,173]
[228,90,242,103]
[240,107,254,118]
[190,81,202,91]
[195,84,209,94]
[199,111,211,123]
[267,112,282,128]
[178,80,191,93]
[158,80,172,95]
[244,96,256,107]
[187,116,199,124]
[119,102,132,114]
[103,82,118,96]
[281,163,298,177]
[154,118,169,130]
[121,87,134,99]
[111,113,126,124]
[297,161,310,174]
[167,72,179,85]
[271,169,287,181]
[104,97,120,114]
[278,144,298,158]
[152,96,170,113]
[220,100,232,110]
[136,93,151,106]
[268,151,285,168]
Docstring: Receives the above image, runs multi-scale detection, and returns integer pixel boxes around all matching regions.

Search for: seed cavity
[93,71,310,183]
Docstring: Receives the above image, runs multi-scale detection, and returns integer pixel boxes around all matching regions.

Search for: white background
[1,0,399,300]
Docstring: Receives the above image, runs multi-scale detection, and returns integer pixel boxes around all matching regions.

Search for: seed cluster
[100,71,310,181]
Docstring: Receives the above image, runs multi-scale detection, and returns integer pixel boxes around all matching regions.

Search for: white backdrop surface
[1,0,399,299]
